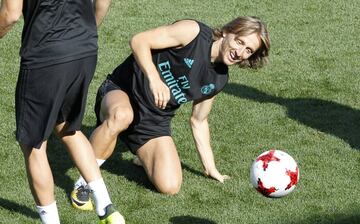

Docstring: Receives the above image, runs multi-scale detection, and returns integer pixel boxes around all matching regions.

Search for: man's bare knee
[155,177,182,195]
[105,107,133,136]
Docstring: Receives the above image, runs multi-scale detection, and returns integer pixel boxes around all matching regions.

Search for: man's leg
[55,123,102,183]
[136,136,182,195]
[92,90,134,159]
[55,122,125,223]
[73,90,134,189]
[21,141,60,224]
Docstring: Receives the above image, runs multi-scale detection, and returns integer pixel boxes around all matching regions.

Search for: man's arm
[130,20,200,109]
[0,0,23,38]
[93,0,111,27]
[190,97,230,183]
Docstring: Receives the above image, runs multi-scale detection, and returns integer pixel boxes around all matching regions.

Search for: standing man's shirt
[20,0,98,69]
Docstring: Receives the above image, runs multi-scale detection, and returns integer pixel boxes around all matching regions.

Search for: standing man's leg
[15,65,66,224]
[57,57,125,223]
[21,142,60,224]
[55,122,113,217]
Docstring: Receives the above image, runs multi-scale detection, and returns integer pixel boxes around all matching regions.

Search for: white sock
[88,178,112,216]
[74,159,106,189]
[36,201,60,224]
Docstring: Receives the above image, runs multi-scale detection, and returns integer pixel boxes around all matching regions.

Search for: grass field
[1,0,360,223]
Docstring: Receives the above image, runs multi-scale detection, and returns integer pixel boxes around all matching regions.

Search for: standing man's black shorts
[15,56,97,149]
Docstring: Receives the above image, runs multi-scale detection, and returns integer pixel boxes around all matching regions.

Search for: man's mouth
[230,51,238,62]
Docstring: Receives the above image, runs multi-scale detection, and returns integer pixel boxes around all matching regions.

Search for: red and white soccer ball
[250,149,299,198]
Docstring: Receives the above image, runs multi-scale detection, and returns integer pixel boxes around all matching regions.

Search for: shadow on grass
[181,162,205,177]
[0,197,38,219]
[100,145,155,192]
[170,215,217,224]
[224,83,360,151]
[46,125,155,200]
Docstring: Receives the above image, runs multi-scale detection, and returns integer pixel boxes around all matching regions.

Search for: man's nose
[235,47,245,59]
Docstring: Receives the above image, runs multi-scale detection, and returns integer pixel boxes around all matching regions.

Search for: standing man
[0,0,125,223]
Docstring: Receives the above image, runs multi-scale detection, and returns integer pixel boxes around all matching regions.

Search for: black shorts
[16,56,97,148]
[94,79,173,154]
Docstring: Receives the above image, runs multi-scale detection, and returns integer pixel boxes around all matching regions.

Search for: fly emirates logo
[158,60,190,105]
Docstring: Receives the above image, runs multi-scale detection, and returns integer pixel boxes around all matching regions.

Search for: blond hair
[213,16,270,69]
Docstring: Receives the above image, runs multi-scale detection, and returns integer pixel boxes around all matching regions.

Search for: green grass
[1,0,360,223]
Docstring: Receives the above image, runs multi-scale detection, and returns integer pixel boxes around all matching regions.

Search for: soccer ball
[250,149,299,198]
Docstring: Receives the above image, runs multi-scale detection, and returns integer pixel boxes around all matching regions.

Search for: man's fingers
[223,175,230,180]
[155,91,170,109]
